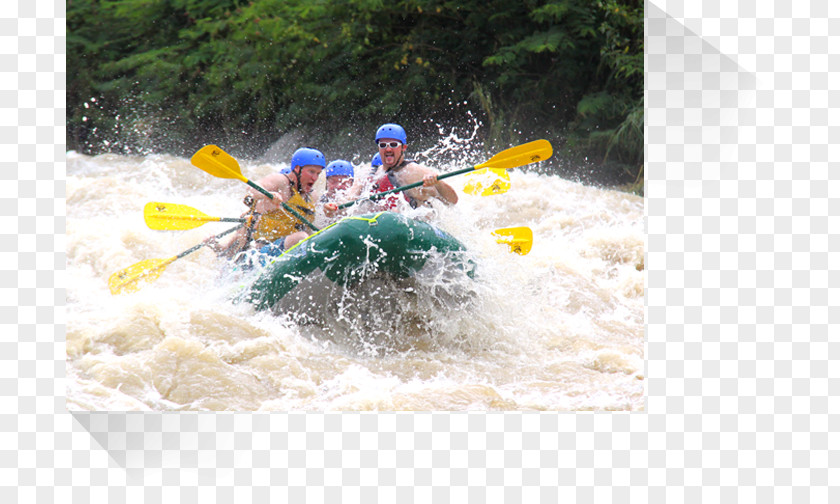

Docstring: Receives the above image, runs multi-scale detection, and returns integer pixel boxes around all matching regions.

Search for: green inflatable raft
[241,211,475,311]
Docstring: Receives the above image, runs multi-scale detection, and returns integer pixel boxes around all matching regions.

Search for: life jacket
[251,182,315,242]
[372,160,419,209]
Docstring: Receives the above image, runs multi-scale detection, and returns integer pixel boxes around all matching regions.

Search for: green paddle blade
[475,139,553,170]
[463,168,511,196]
[493,226,533,256]
[144,202,220,230]
[190,145,247,182]
[109,257,177,295]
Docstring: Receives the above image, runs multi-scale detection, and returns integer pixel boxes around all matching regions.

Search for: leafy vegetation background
[68,0,643,191]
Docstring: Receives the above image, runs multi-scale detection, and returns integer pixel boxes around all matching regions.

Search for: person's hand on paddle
[323,202,338,218]
[251,190,285,213]
[336,139,552,210]
[421,173,458,205]
[202,231,239,257]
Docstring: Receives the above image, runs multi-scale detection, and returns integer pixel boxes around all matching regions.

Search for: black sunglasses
[378,142,402,149]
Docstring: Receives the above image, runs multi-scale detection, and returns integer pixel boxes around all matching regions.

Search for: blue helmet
[290,147,326,171]
[375,123,407,145]
[371,153,382,167]
[279,166,293,174]
[325,160,354,178]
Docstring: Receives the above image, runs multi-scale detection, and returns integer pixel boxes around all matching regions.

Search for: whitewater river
[66,145,645,411]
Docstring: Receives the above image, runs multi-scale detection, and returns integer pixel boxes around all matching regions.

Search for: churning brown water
[66,148,644,411]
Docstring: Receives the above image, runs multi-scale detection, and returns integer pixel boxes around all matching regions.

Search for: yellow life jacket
[252,188,315,242]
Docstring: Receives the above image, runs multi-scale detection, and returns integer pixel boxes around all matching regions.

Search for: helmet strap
[292,166,304,193]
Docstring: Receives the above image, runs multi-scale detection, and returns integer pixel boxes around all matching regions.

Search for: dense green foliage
[68,0,643,189]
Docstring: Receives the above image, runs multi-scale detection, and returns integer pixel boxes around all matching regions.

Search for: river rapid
[65,144,645,411]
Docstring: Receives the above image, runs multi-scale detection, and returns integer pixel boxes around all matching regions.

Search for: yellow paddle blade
[190,145,247,182]
[475,139,553,170]
[108,257,177,295]
[493,227,533,256]
[144,202,219,230]
[190,144,279,203]
[463,168,512,196]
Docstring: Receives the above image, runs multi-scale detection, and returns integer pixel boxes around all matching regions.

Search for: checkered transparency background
[3,0,837,501]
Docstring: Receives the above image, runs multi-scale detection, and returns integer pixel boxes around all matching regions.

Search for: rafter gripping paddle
[338,139,552,209]
[190,145,319,232]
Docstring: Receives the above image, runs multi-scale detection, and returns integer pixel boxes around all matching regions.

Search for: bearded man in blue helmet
[372,123,458,209]
[343,124,458,211]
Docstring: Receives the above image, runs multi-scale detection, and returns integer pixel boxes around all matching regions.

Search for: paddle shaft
[161,216,244,225]
[247,180,320,232]
[337,166,474,210]
[177,225,241,259]
[336,139,551,209]
[109,225,243,295]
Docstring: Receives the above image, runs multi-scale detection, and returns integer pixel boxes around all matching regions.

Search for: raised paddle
[108,225,241,295]
[144,201,245,231]
[492,227,533,256]
[338,139,552,209]
[190,145,320,232]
